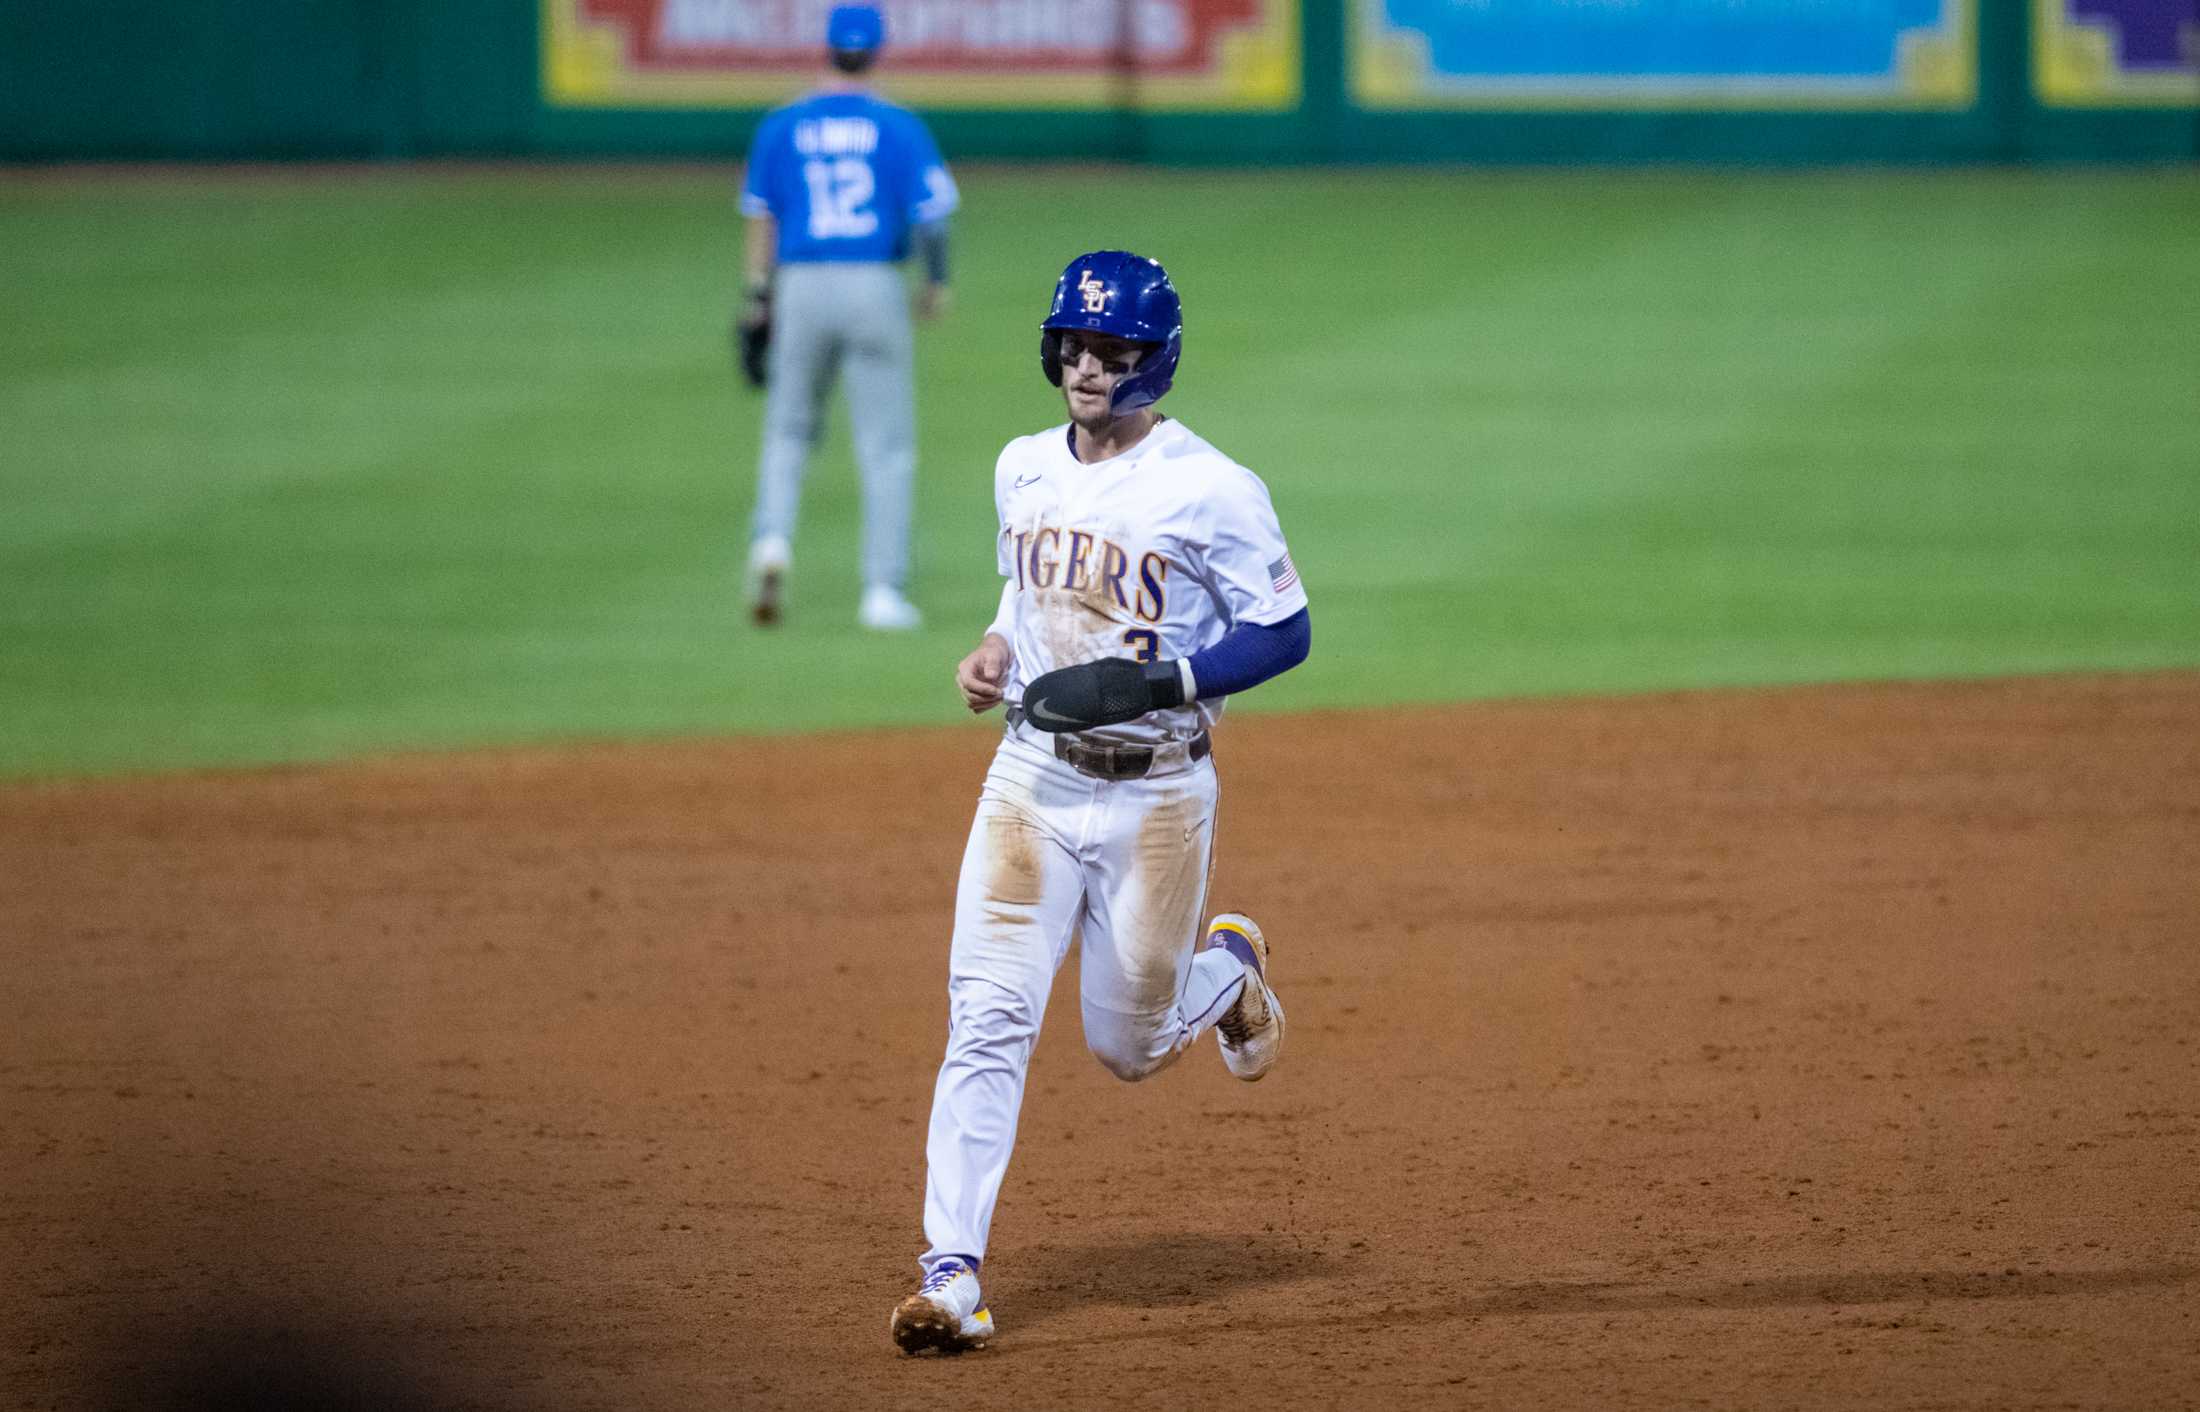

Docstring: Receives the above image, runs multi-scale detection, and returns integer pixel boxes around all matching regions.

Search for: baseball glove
[734,288,772,388]
[1020,657,1186,732]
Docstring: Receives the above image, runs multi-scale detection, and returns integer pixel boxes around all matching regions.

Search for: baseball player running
[736,3,958,631]
[889,251,1314,1354]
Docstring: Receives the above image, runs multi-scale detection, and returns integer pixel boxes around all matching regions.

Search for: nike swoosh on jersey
[1024,697,1078,729]
[1013,474,1042,488]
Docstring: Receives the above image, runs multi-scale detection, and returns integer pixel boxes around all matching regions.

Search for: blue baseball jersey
[740,92,958,265]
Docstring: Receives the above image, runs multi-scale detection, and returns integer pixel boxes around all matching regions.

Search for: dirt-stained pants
[918,732,1247,1273]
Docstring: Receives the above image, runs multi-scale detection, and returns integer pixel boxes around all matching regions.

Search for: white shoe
[889,1257,994,1354]
[859,584,923,632]
[1208,913,1284,1082]
[746,535,791,627]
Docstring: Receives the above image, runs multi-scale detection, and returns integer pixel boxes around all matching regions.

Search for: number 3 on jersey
[803,158,877,240]
[1121,628,1160,663]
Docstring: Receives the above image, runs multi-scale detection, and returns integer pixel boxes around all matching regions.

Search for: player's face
[1058,331,1147,422]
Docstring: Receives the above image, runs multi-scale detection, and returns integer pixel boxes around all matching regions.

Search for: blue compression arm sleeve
[1183,608,1310,700]
[915,221,950,286]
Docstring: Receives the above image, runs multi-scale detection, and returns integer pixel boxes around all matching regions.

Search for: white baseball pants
[918,732,1250,1273]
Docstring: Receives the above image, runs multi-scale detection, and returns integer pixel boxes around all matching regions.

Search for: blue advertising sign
[1353,0,1976,108]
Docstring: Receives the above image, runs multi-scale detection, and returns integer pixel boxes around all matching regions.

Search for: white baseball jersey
[986,417,1308,743]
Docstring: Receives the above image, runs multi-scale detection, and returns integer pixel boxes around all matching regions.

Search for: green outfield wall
[3,2,2195,163]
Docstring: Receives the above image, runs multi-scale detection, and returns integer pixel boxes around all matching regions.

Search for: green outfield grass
[4,165,2197,777]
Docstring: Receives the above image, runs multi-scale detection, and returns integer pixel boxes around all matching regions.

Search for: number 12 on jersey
[803,158,877,240]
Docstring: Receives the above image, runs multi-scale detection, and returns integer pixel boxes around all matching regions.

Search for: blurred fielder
[736,3,958,631]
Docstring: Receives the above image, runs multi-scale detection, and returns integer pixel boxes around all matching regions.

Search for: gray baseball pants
[751,261,916,593]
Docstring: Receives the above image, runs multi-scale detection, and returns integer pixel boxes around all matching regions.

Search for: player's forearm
[914,220,950,290]
[744,215,777,291]
[1182,608,1311,700]
[1016,610,1310,734]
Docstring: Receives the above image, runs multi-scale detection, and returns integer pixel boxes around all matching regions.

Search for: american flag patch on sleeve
[1268,553,1299,594]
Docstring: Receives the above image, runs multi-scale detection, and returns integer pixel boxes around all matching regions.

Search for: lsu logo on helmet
[1039,250,1184,415]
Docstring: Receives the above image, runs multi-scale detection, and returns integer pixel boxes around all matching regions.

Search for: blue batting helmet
[1039,251,1182,415]
[827,4,884,53]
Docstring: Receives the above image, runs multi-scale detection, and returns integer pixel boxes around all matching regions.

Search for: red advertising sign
[545,0,1301,108]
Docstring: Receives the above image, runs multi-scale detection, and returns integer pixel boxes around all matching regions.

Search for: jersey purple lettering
[1135,551,1169,623]
[1012,531,1030,591]
[1064,531,1094,593]
[1098,541,1131,610]
[1031,528,1061,589]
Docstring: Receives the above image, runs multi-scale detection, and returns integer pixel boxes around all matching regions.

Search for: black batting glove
[1020,657,1186,732]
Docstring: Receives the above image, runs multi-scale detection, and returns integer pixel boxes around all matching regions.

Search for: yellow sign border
[2033,0,2200,107]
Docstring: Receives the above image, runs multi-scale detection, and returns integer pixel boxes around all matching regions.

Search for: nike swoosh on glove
[1020,657,1185,732]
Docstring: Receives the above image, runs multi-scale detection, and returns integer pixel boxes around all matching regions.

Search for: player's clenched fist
[956,633,1012,713]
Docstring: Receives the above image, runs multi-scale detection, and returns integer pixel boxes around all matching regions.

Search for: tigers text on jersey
[740,91,958,264]
[990,418,1308,747]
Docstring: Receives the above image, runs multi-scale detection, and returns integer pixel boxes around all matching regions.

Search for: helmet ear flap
[1105,331,1177,414]
[1039,328,1065,388]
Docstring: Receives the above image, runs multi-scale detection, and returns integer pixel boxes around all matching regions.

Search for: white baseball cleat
[1209,913,1284,1082]
[890,1257,995,1355]
[746,535,791,627]
[859,584,923,632]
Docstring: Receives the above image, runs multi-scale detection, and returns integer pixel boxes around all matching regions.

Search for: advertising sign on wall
[543,0,1300,109]
[1352,0,1976,109]
[2035,0,2200,105]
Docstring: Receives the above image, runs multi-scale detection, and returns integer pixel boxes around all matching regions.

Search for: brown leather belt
[1006,706,1212,781]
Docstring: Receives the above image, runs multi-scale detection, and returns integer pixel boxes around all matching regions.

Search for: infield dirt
[6,674,2197,1409]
